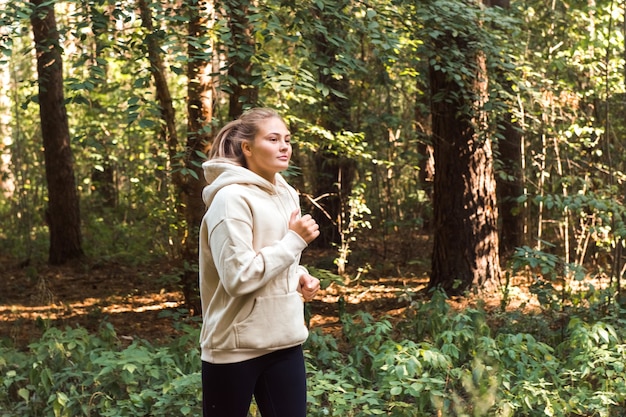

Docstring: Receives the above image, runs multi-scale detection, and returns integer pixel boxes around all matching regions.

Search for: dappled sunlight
[0,261,187,346]
[0,292,182,322]
[1,257,618,351]
[320,279,428,305]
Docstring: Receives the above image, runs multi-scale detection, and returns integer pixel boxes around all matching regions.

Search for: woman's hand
[289,209,320,244]
[298,274,320,302]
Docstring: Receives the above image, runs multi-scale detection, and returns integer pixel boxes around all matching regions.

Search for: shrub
[0,322,201,417]
[2,292,626,416]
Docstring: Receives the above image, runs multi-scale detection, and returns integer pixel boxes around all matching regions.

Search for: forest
[1,0,625,415]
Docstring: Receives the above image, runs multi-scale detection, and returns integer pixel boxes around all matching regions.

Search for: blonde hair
[209,108,284,166]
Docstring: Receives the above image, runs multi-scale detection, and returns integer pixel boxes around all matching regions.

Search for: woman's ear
[241,141,252,157]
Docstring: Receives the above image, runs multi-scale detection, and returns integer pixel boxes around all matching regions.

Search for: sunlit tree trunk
[138,0,179,178]
[138,0,215,314]
[428,27,501,295]
[30,0,84,265]
[0,63,13,197]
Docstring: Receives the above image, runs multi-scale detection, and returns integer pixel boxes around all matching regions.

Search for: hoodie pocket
[235,292,308,349]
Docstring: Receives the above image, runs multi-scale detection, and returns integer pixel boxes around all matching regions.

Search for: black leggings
[202,345,307,417]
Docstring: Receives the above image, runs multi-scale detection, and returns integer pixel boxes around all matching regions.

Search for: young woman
[199,108,321,417]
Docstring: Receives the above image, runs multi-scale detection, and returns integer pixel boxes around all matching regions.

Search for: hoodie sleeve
[207,186,308,297]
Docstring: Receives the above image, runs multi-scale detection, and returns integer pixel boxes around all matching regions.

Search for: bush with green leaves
[304,290,626,417]
[2,291,626,416]
[0,321,202,417]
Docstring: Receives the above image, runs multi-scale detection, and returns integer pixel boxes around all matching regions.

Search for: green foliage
[307,286,626,416]
[303,290,626,416]
[1,0,626,411]
[509,245,585,311]
[503,189,626,322]
[2,0,621,282]
[305,266,345,290]
[0,322,201,417]
[534,191,626,244]
[2,289,626,416]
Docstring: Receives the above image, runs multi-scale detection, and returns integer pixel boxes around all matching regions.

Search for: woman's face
[242,117,292,183]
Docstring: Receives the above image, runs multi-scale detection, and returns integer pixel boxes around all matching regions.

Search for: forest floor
[0,240,541,350]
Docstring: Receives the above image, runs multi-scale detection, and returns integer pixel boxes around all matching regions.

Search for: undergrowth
[2,289,626,417]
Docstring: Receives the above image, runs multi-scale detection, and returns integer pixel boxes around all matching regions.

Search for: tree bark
[139,0,211,314]
[31,0,84,265]
[138,0,179,175]
[223,0,259,118]
[428,39,501,295]
[496,114,524,255]
[184,0,215,315]
[309,1,355,250]
[484,0,523,257]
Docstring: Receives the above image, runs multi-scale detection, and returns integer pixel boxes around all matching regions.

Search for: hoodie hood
[201,159,286,207]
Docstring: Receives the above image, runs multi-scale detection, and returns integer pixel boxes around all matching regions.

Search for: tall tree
[425,0,501,295]
[138,0,178,172]
[495,108,524,255]
[30,0,84,265]
[290,0,356,250]
[311,1,355,249]
[221,0,259,117]
[183,0,214,314]
[485,0,524,256]
[138,0,212,314]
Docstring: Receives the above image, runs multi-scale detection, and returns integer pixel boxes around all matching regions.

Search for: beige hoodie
[198,159,309,364]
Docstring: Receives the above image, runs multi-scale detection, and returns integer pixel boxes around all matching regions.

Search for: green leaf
[18,388,29,402]
[123,363,138,374]
[138,119,156,129]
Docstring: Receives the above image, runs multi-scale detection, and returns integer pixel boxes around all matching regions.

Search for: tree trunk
[139,0,210,314]
[31,0,84,265]
[428,42,501,295]
[91,156,117,208]
[138,0,179,175]
[483,0,523,257]
[310,1,355,250]
[496,114,524,256]
[183,0,215,315]
[223,0,259,118]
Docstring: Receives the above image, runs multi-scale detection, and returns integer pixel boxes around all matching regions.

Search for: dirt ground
[0,246,538,350]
